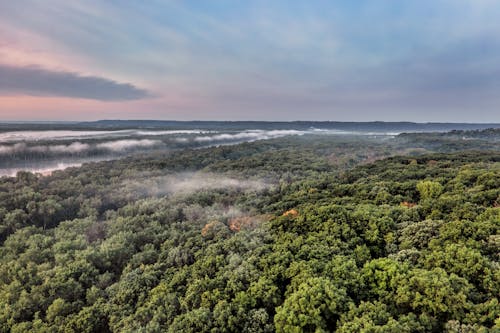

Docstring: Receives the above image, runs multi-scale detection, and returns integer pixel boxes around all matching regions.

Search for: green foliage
[274,277,347,332]
[417,180,443,201]
[0,137,498,332]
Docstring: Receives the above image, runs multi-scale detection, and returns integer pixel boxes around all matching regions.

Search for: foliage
[0,135,498,332]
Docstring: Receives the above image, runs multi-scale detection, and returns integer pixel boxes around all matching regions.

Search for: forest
[0,128,498,332]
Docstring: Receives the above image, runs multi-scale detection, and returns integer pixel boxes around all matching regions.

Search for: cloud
[0,64,151,101]
[1,1,500,121]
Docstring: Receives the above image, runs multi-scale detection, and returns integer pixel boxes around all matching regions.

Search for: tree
[274,277,347,332]
[417,181,443,201]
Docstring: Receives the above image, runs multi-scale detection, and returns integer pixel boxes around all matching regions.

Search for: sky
[0,0,500,122]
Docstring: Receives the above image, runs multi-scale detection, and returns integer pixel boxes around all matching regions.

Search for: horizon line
[1,119,500,125]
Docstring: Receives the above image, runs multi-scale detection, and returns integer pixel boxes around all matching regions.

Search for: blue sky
[0,0,499,121]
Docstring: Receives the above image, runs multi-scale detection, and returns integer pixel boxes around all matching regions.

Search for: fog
[0,129,213,143]
[134,130,213,136]
[0,140,162,155]
[190,129,401,144]
[193,130,306,142]
[0,128,398,144]
[0,130,130,142]
[0,162,85,177]
[0,126,400,176]
[0,142,90,155]
[125,172,270,197]
[96,139,163,152]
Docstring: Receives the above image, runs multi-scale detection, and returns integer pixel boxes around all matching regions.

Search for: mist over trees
[0,129,498,332]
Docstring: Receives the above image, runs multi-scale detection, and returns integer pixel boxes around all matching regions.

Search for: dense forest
[0,130,498,332]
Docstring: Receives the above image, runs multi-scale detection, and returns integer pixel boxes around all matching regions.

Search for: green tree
[274,277,347,332]
[417,181,443,201]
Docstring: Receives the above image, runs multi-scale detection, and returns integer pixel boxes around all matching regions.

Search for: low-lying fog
[0,162,87,177]
[0,129,213,142]
[0,127,398,176]
[125,172,270,198]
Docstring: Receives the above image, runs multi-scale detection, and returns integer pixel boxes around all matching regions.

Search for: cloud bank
[0,64,150,101]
